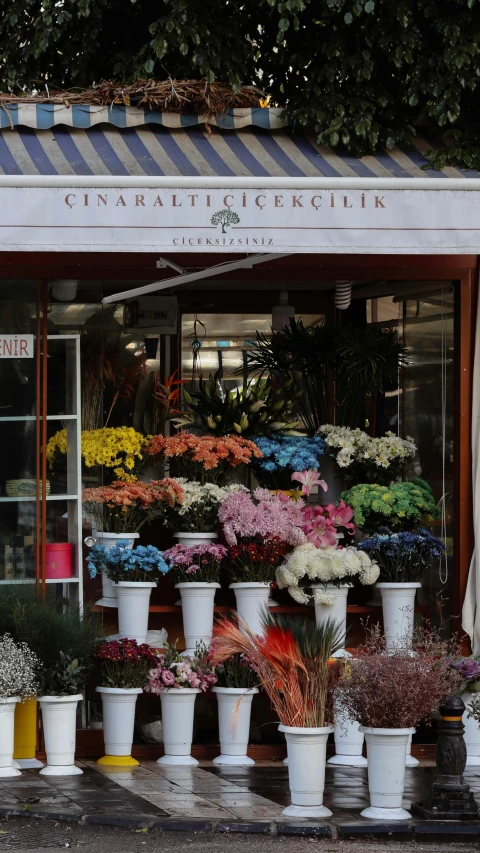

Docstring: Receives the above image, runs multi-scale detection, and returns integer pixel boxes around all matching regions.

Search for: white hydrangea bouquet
[164,478,248,533]
[0,634,40,699]
[319,425,416,486]
[276,542,379,605]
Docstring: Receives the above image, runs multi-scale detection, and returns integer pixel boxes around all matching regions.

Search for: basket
[6,479,51,497]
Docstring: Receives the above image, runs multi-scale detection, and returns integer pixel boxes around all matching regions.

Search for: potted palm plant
[92,638,159,767]
[0,634,39,778]
[211,654,259,766]
[211,612,343,818]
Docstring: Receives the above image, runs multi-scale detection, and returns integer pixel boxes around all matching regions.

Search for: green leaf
[143,59,154,74]
[344,12,353,23]
[179,42,189,56]
[365,0,375,11]
[279,17,290,31]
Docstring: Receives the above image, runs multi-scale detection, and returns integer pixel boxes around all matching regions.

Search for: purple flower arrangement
[218,487,305,547]
[163,542,227,583]
[146,641,217,694]
[452,656,480,693]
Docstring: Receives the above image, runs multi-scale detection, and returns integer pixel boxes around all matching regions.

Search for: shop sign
[0,335,34,358]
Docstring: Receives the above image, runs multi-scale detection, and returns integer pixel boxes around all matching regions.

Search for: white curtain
[462,282,480,653]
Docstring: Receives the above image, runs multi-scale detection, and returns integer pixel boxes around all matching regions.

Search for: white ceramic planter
[157,688,201,766]
[376,582,421,650]
[462,692,480,766]
[175,582,220,655]
[39,695,83,776]
[114,581,156,644]
[230,582,271,636]
[360,726,415,820]
[406,733,419,767]
[312,583,349,655]
[96,687,142,767]
[92,531,139,608]
[212,687,258,766]
[328,699,367,767]
[0,698,21,778]
[279,724,333,818]
[174,532,217,547]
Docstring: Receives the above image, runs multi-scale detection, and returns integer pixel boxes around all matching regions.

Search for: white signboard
[0,186,480,253]
[0,335,34,358]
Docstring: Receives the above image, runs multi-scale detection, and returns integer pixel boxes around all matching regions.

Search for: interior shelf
[0,494,79,502]
[92,603,431,614]
[0,577,80,585]
[0,415,77,422]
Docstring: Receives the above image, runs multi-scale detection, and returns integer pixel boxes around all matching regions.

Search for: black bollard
[416,695,479,819]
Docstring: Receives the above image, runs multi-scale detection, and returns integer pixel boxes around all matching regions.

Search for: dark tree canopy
[2,0,480,170]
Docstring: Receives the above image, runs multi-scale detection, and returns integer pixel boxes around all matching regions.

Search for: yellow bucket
[14,697,38,760]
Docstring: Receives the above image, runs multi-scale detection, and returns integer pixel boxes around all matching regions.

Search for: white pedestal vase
[91,531,139,608]
[114,581,156,645]
[157,688,201,766]
[312,584,349,655]
[328,700,367,767]
[405,734,419,767]
[360,726,415,820]
[230,583,271,636]
[462,692,480,766]
[376,583,421,650]
[176,582,220,655]
[96,687,143,767]
[174,532,217,548]
[0,698,21,778]
[279,724,333,818]
[212,687,258,766]
[39,695,83,776]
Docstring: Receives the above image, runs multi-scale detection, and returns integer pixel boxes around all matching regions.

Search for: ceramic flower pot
[311,583,349,655]
[212,687,258,766]
[92,531,140,608]
[39,695,83,776]
[0,698,21,778]
[175,582,220,655]
[157,688,201,766]
[360,726,415,820]
[96,687,143,767]
[462,692,480,766]
[328,699,367,767]
[376,582,421,650]
[279,724,333,817]
[13,697,43,769]
[114,581,156,645]
[229,582,271,636]
[174,532,217,548]
[406,733,418,767]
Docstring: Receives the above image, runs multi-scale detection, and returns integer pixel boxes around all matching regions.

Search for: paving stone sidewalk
[1,761,480,838]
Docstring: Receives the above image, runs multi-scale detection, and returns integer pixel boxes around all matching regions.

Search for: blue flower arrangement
[357,527,445,583]
[251,435,325,489]
[87,541,169,584]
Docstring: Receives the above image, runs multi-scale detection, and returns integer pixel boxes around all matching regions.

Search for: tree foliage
[2,0,480,170]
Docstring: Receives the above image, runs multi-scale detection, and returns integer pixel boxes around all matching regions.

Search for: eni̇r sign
[0,335,34,358]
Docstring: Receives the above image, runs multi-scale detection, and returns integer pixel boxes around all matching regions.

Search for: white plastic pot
[92,531,139,608]
[157,688,201,766]
[360,726,415,820]
[376,582,421,650]
[406,733,419,767]
[39,695,83,776]
[174,532,217,547]
[328,699,367,767]
[279,724,333,818]
[96,687,143,767]
[212,687,258,766]
[312,583,349,655]
[462,692,480,766]
[0,698,21,778]
[175,582,220,655]
[229,583,271,636]
[114,581,156,644]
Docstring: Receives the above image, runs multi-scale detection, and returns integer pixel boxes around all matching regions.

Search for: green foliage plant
[341,478,440,531]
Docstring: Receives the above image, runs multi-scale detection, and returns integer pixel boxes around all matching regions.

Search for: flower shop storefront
[0,107,479,778]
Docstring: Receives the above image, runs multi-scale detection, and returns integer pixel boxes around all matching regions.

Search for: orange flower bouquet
[82,479,184,533]
[143,433,262,485]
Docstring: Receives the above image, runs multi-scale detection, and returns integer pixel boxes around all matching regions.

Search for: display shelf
[0,415,77,423]
[0,577,80,585]
[0,494,78,502]
[91,603,431,614]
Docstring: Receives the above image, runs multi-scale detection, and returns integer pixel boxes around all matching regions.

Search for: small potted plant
[83,478,183,606]
[164,479,248,547]
[87,542,169,644]
[211,654,259,766]
[211,612,343,818]
[163,543,227,654]
[0,634,39,778]
[39,651,89,776]
[92,638,159,767]
[357,528,445,650]
[146,641,217,766]
[451,656,480,766]
[338,625,460,820]
[143,433,263,485]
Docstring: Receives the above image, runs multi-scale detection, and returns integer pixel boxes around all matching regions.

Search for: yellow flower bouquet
[47,427,150,482]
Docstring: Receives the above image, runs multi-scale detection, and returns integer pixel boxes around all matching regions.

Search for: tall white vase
[230,583,271,636]
[328,699,367,767]
[406,733,419,767]
[360,726,415,820]
[114,581,156,644]
[279,724,333,818]
[175,532,217,547]
[212,687,258,766]
[0,698,21,778]
[176,582,220,655]
[376,582,421,650]
[39,695,83,776]
[157,688,201,766]
[462,692,480,766]
[92,531,139,608]
[312,583,349,655]
[96,687,142,767]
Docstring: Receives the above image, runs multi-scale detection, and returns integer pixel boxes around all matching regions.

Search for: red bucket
[45,543,72,579]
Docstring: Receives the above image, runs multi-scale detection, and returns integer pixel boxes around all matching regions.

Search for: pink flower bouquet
[146,641,217,694]
[218,487,305,547]
[302,501,355,547]
[163,542,227,583]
